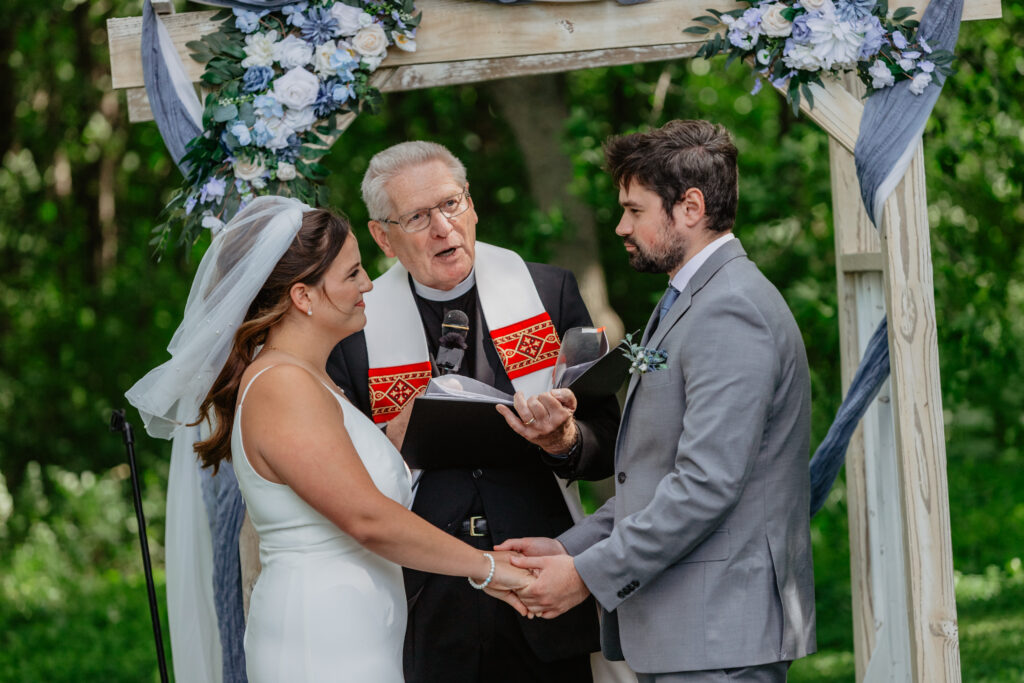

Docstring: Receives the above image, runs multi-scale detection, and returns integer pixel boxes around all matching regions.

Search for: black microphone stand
[110,409,170,683]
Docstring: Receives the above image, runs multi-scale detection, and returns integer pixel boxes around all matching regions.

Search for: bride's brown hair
[193,208,352,472]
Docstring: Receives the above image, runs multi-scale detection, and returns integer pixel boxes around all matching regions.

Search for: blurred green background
[1,0,1022,680]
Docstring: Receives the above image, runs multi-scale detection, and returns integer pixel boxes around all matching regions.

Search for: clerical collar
[411,269,477,301]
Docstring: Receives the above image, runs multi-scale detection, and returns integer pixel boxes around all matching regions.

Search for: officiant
[326,140,620,682]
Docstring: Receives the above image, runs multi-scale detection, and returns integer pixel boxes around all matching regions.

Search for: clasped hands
[483,537,591,620]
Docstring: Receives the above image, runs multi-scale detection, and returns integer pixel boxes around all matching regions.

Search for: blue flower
[233,9,268,34]
[329,50,359,79]
[184,195,198,215]
[301,7,340,46]
[390,9,407,29]
[741,7,762,28]
[314,79,341,117]
[253,94,283,119]
[892,30,908,49]
[242,66,273,94]
[252,120,273,147]
[332,81,355,105]
[857,16,885,59]
[835,0,874,22]
[230,121,252,146]
[282,2,309,28]
[791,13,813,43]
[200,176,227,204]
[750,78,764,95]
[276,135,303,163]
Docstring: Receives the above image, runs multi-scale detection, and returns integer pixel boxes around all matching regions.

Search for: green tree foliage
[0,0,1021,680]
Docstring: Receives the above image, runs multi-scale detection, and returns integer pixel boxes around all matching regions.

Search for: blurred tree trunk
[485,74,624,345]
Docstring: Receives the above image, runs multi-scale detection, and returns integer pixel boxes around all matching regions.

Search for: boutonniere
[621,331,669,376]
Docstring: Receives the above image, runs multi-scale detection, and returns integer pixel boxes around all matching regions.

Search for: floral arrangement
[685,0,954,112]
[621,332,669,376]
[155,0,419,247]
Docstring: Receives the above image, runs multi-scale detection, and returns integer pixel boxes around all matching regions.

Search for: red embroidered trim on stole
[367,362,432,423]
[489,312,561,380]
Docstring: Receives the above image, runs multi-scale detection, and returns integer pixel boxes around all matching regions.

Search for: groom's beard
[624,219,687,274]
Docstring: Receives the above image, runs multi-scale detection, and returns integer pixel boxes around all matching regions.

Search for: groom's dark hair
[604,119,738,233]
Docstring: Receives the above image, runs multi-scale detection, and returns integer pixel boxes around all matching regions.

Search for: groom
[502,120,817,682]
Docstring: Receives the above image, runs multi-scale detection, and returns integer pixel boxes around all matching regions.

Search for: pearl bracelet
[467,552,495,590]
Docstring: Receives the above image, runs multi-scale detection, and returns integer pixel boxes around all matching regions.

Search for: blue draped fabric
[199,461,248,683]
[808,318,890,516]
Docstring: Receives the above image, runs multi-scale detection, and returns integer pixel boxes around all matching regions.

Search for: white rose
[783,41,825,71]
[262,117,293,150]
[908,71,932,95]
[868,59,895,88]
[273,35,313,70]
[283,106,317,133]
[241,30,279,68]
[330,3,367,36]
[233,158,267,181]
[276,162,297,181]
[352,24,388,58]
[273,67,320,110]
[313,40,339,76]
[761,3,793,37]
[800,0,830,12]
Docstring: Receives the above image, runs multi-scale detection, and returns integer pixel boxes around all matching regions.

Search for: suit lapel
[619,239,748,423]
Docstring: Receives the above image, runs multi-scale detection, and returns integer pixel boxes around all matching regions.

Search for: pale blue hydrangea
[242,66,273,93]
[857,15,885,59]
[233,9,268,34]
[253,94,283,119]
[230,121,252,146]
[330,50,359,79]
[791,13,813,43]
[919,60,935,73]
[892,30,908,49]
[252,120,273,147]
[332,81,355,104]
[200,177,227,203]
[282,3,309,28]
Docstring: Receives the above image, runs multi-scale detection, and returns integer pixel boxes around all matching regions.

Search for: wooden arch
[107,1,1003,679]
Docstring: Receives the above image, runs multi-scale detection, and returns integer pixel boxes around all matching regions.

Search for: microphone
[436,309,469,375]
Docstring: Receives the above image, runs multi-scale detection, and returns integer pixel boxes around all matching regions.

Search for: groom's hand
[494,536,567,558]
[496,388,578,454]
[511,554,590,619]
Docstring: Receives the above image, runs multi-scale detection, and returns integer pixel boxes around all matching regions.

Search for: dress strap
[238,365,279,407]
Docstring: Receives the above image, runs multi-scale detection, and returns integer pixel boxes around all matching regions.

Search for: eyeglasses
[378,188,472,234]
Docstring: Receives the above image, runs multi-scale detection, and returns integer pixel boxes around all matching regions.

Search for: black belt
[457,516,489,537]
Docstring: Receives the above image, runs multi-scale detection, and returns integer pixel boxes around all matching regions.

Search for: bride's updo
[193,207,352,472]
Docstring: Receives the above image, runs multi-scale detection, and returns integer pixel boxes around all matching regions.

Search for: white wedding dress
[233,366,413,682]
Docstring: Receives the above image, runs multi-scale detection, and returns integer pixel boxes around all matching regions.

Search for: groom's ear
[675,188,707,229]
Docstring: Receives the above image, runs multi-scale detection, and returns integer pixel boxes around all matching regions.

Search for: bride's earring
[307,305,313,317]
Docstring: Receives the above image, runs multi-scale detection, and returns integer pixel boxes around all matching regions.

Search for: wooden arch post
[107,1,1002,679]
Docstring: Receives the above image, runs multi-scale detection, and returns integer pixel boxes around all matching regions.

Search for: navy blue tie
[656,285,680,329]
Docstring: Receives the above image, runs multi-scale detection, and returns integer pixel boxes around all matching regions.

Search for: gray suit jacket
[559,238,816,674]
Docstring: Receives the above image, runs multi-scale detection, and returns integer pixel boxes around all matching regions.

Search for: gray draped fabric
[199,461,248,683]
[809,317,890,516]
[854,0,964,225]
[141,0,203,174]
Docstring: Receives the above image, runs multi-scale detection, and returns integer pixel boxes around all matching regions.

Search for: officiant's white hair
[361,140,467,224]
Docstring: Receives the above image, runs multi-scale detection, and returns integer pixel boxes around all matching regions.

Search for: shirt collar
[412,268,477,302]
[669,233,736,294]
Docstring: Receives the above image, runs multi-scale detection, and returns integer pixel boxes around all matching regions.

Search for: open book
[400,327,629,470]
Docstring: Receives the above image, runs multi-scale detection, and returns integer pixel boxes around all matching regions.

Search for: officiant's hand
[483,551,535,618]
[494,536,567,558]
[496,388,579,455]
[510,554,591,620]
[383,396,417,451]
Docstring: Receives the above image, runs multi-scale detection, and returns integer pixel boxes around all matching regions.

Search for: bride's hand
[477,551,535,617]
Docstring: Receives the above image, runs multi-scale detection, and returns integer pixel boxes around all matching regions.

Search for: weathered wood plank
[107,0,1003,91]
[124,43,703,122]
[879,142,961,682]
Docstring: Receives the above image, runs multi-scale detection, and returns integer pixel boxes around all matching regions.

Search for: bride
[127,196,532,682]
